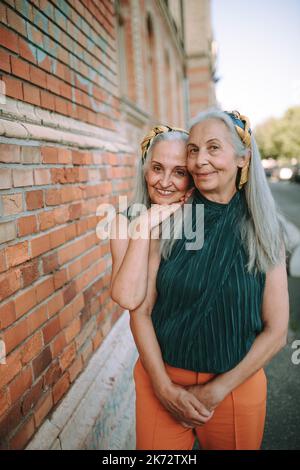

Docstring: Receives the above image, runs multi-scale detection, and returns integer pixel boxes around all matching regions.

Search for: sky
[211,0,300,128]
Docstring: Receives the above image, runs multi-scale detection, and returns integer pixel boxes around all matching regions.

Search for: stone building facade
[0,0,216,449]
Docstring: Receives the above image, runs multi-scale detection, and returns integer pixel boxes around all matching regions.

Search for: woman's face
[145,140,191,204]
[187,119,246,201]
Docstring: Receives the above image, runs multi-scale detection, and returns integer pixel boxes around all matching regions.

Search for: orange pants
[133,357,267,450]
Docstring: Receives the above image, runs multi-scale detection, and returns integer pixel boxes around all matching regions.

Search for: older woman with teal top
[111,110,289,450]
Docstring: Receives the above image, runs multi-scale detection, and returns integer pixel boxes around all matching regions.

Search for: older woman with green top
[111,110,289,450]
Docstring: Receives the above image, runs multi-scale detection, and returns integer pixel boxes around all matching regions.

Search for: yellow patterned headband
[141,125,189,163]
[224,110,252,189]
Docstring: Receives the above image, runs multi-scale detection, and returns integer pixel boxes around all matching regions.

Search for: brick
[0,168,12,189]
[34,169,51,186]
[38,210,55,231]
[41,147,58,163]
[0,25,19,53]
[9,414,35,450]
[42,252,59,274]
[0,144,20,163]
[0,268,21,301]
[18,215,38,237]
[68,355,83,383]
[0,49,10,73]
[10,56,30,81]
[13,169,34,188]
[59,342,76,372]
[35,277,54,303]
[0,301,16,329]
[43,361,62,389]
[59,303,73,330]
[2,75,23,100]
[20,331,43,365]
[22,378,44,416]
[6,7,26,36]
[65,318,81,344]
[40,90,55,110]
[21,146,40,164]
[23,82,40,106]
[80,339,93,365]
[9,366,33,403]
[63,281,77,305]
[52,372,69,405]
[34,391,53,428]
[49,227,66,249]
[47,291,64,318]
[0,386,11,419]
[18,36,36,63]
[29,65,47,88]
[45,188,62,206]
[5,241,29,268]
[26,190,43,210]
[0,350,22,388]
[58,149,72,164]
[31,233,51,258]
[46,74,60,94]
[20,259,39,288]
[2,193,23,216]
[3,317,29,354]
[92,329,103,351]
[0,399,22,442]
[54,268,67,290]
[26,304,48,336]
[50,168,66,184]
[42,316,60,345]
[0,221,16,245]
[14,287,37,320]
[50,331,66,359]
[32,347,52,380]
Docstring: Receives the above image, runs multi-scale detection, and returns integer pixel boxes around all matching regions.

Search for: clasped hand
[154,379,227,429]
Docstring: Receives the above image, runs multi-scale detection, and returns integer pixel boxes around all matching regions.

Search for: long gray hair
[160,108,288,273]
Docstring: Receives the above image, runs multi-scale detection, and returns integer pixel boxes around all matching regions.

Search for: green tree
[254,106,300,160]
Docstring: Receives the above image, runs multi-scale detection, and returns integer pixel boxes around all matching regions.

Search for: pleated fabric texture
[151,188,266,373]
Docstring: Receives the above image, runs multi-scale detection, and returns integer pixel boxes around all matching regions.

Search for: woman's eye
[188,148,197,155]
[209,145,219,151]
[153,166,161,171]
[175,170,186,177]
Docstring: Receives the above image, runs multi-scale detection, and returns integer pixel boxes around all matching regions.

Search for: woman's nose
[194,148,209,166]
[159,173,172,187]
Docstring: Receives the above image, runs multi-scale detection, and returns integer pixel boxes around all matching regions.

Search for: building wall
[0,0,215,449]
[184,0,216,117]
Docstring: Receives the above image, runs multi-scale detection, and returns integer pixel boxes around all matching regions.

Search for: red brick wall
[0,0,119,129]
[0,0,136,449]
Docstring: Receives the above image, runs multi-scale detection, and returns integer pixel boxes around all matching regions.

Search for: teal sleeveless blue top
[151,188,266,373]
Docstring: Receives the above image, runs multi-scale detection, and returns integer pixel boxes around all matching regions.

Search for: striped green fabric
[151,188,266,373]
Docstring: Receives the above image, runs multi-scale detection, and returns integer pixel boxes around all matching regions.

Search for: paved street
[262,181,300,450]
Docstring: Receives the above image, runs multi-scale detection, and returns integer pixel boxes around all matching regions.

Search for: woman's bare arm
[110,204,183,310]
[110,213,151,310]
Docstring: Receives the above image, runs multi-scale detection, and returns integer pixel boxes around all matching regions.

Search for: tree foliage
[254,106,300,160]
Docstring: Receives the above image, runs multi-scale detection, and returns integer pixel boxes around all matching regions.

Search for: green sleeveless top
[151,188,266,373]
